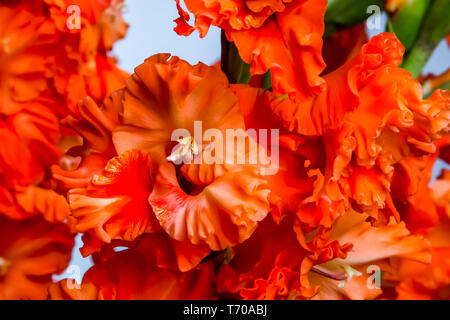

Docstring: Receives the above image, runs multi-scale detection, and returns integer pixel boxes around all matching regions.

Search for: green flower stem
[402,0,450,78]
[220,30,251,84]
[387,0,431,51]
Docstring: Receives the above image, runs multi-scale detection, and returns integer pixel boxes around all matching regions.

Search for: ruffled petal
[0,6,56,115]
[48,233,216,300]
[113,54,248,185]
[69,150,159,256]
[217,217,350,300]
[175,0,327,102]
[149,162,270,250]
[0,214,74,300]
[331,210,431,266]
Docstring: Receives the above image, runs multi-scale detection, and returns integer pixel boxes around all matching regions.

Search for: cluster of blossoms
[0,0,449,300]
[0,0,127,299]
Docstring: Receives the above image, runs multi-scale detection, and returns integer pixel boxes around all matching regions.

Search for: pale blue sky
[113,0,221,71]
[56,0,450,282]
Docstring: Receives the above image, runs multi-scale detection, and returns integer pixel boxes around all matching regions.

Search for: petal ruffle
[149,162,270,251]
[0,214,74,300]
[48,233,216,300]
[69,150,159,256]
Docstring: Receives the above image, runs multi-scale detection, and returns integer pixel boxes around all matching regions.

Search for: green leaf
[401,0,450,78]
[220,31,251,84]
[325,0,385,26]
[262,70,272,91]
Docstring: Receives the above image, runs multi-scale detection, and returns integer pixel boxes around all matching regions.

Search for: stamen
[312,259,362,288]
[311,265,347,281]
[167,136,212,164]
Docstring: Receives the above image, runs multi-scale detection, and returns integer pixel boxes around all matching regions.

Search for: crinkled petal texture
[272,32,449,140]
[113,53,250,184]
[272,33,450,228]
[1,2,128,116]
[0,185,71,224]
[57,54,271,264]
[45,0,129,50]
[0,214,74,300]
[232,84,325,224]
[112,54,271,251]
[0,6,62,186]
[69,149,160,256]
[149,162,270,251]
[52,91,124,191]
[393,168,450,300]
[0,101,62,187]
[52,94,132,254]
[175,0,327,100]
[0,0,128,194]
[310,209,431,300]
[217,217,350,300]
[0,6,56,115]
[48,233,216,300]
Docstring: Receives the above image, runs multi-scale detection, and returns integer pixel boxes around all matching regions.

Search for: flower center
[0,257,11,276]
[167,136,201,164]
[312,259,362,288]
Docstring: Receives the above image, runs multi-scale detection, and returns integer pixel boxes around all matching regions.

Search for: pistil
[167,136,202,164]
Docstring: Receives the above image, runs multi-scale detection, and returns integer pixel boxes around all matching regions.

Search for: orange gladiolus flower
[0,6,56,115]
[175,0,327,100]
[216,216,351,300]
[270,33,450,227]
[0,212,74,300]
[310,209,430,300]
[0,1,128,189]
[395,218,450,300]
[54,54,271,267]
[388,152,450,299]
[272,32,450,137]
[46,0,129,114]
[48,233,216,300]
[0,0,128,301]
[0,0,448,302]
